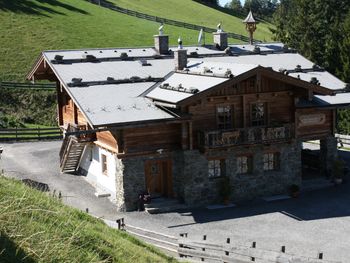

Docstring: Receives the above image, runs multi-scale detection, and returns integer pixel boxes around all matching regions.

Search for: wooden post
[224,237,230,263]
[15,127,18,141]
[201,235,206,261]
[281,246,285,253]
[38,127,41,140]
[251,242,256,261]
[189,121,193,150]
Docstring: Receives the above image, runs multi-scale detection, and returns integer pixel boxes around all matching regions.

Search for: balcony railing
[199,124,294,149]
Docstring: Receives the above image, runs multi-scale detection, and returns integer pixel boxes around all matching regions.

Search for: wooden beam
[189,121,193,150]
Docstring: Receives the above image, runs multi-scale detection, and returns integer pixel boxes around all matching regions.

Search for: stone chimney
[154,35,169,54]
[154,23,169,54]
[174,37,187,70]
[213,23,228,50]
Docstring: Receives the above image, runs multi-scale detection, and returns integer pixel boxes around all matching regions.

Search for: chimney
[213,23,228,50]
[154,23,169,54]
[174,37,187,70]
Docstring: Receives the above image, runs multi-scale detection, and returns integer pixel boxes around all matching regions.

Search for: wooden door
[145,159,173,197]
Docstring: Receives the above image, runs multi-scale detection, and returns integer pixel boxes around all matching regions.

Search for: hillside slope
[0,0,273,81]
[110,0,273,41]
[0,176,176,263]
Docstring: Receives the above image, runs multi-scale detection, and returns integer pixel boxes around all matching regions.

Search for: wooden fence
[0,82,56,90]
[178,234,340,263]
[0,127,62,142]
[335,133,350,147]
[89,0,261,43]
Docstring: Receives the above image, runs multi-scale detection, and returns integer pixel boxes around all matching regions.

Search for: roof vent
[345,83,350,91]
[203,67,213,74]
[139,59,151,66]
[189,51,199,57]
[86,54,97,61]
[130,76,141,81]
[253,46,261,54]
[224,69,233,78]
[310,77,320,85]
[71,78,82,83]
[54,55,63,61]
[312,64,324,71]
[295,65,303,72]
[189,88,199,94]
[120,52,128,59]
[114,50,117,53]
[107,77,115,82]
[99,51,103,53]
[282,44,289,52]
[224,47,232,55]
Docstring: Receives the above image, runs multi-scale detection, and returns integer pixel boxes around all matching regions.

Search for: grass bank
[0,176,176,263]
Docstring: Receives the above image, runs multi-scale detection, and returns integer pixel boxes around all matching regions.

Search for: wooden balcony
[198,124,294,149]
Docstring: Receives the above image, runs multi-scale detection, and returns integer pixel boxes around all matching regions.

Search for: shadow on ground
[0,234,35,263]
[168,150,350,228]
[0,0,89,16]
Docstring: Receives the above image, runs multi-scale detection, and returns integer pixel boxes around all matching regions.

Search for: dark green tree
[225,0,242,13]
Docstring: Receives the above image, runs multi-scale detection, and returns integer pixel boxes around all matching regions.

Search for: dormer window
[216,105,233,130]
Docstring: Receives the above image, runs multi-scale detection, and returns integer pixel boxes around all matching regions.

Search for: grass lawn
[110,0,274,42]
[0,0,273,82]
[0,176,176,263]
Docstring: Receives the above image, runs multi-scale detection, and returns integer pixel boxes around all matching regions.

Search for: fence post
[201,235,206,261]
[251,242,256,262]
[38,127,41,140]
[223,237,230,263]
[15,127,18,141]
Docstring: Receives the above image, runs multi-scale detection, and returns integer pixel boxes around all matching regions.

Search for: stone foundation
[320,136,338,176]
[113,141,302,211]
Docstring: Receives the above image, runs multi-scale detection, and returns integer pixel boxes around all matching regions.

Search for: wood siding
[296,108,334,140]
[123,124,182,154]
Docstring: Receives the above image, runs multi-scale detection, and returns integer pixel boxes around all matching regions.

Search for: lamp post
[0,146,3,175]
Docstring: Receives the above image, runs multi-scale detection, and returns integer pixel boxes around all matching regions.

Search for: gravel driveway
[1,141,349,262]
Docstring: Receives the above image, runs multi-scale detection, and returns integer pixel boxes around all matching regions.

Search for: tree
[243,0,277,18]
[225,0,242,13]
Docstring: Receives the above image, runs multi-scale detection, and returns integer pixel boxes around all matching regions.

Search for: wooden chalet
[28,14,350,211]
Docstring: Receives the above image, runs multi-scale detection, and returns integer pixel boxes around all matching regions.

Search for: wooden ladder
[59,136,87,173]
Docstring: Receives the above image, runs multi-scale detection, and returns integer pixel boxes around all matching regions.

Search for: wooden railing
[0,82,55,89]
[0,127,62,142]
[199,124,294,149]
[178,234,340,263]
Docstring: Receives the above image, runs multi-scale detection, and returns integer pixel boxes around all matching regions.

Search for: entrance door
[145,160,173,197]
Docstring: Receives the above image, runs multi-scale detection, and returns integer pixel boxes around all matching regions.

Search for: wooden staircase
[59,124,95,173]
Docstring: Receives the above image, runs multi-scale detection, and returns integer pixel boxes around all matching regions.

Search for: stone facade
[174,49,187,70]
[213,32,228,50]
[114,140,302,211]
[320,135,338,176]
[154,35,169,55]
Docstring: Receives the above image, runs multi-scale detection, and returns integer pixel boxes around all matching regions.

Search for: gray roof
[41,42,349,127]
[146,72,228,104]
[68,82,174,126]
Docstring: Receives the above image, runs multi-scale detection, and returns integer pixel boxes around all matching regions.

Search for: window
[208,159,225,178]
[251,102,266,126]
[217,105,233,130]
[237,156,253,174]
[101,154,108,175]
[263,153,279,171]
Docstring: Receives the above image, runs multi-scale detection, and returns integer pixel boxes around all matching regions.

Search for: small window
[263,153,279,171]
[251,102,266,126]
[237,156,253,174]
[208,159,225,178]
[101,154,108,175]
[217,105,233,130]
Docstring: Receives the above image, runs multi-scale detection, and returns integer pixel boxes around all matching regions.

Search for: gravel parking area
[1,141,349,262]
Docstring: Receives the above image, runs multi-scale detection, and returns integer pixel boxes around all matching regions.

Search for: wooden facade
[55,70,335,157]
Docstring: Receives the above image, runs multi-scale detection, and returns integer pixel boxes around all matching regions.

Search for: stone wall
[113,141,302,211]
[320,136,338,176]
